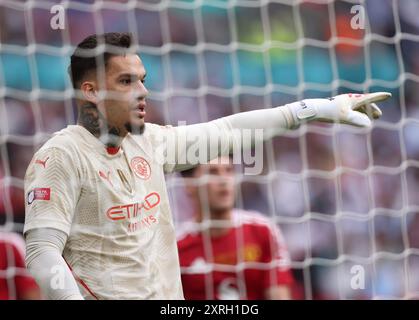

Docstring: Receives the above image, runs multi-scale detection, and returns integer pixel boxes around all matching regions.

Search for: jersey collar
[68,125,124,157]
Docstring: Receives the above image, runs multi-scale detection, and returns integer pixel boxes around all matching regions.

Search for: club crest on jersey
[27,188,51,204]
[130,157,151,180]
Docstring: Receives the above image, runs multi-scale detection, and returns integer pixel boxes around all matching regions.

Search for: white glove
[285,92,391,127]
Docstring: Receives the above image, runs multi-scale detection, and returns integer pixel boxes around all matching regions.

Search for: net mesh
[0,0,419,299]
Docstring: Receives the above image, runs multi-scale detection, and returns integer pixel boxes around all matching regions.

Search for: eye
[120,78,131,85]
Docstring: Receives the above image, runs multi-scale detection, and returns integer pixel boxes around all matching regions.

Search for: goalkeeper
[24,32,390,299]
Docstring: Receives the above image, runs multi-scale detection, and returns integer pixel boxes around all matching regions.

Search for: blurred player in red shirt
[0,232,41,300]
[177,156,294,300]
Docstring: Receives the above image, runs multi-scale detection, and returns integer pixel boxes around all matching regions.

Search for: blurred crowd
[0,0,418,299]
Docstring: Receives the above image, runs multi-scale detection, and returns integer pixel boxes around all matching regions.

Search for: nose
[136,80,149,99]
[216,175,231,186]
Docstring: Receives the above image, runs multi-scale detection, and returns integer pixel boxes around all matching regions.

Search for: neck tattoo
[78,103,123,148]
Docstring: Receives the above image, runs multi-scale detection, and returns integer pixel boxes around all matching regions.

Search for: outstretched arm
[164,92,391,173]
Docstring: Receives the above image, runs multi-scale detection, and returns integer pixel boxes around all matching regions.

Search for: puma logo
[99,170,113,187]
[35,157,50,168]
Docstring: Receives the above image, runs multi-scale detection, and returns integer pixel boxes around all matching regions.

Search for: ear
[80,81,98,105]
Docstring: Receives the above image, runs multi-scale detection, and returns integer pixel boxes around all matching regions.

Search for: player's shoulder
[145,122,172,130]
[128,122,174,148]
[232,209,287,245]
[232,208,273,229]
[176,221,201,249]
[142,122,172,134]
[36,125,80,157]
[26,126,84,179]
[143,122,174,140]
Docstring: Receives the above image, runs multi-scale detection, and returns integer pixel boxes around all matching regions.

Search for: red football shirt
[0,233,40,300]
[177,210,294,300]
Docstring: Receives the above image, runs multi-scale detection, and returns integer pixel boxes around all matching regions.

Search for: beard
[125,121,145,135]
[101,120,145,147]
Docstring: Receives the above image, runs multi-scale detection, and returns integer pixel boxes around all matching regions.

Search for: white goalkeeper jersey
[23,106,293,300]
[24,124,188,300]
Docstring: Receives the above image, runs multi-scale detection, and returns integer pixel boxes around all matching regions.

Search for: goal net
[0,0,418,300]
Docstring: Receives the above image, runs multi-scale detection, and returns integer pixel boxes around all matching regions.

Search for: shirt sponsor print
[106,192,161,233]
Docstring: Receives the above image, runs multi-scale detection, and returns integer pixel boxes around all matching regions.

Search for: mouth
[218,190,231,198]
[133,104,146,118]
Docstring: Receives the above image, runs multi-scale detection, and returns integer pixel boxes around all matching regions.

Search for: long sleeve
[25,228,84,300]
[163,105,295,173]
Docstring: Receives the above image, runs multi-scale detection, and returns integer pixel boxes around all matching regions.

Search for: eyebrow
[117,72,146,79]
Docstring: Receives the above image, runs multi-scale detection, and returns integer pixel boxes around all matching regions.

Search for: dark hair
[68,32,133,89]
[179,166,199,178]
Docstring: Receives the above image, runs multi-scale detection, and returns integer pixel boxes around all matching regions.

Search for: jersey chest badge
[130,156,151,180]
